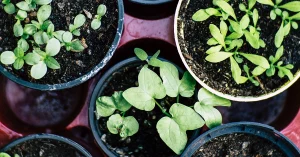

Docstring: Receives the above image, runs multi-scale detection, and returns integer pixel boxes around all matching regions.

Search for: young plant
[16,0,52,11]
[2,0,16,14]
[266,46,294,80]
[0,152,19,157]
[53,31,85,52]
[69,14,86,36]
[91,4,107,30]
[96,48,231,155]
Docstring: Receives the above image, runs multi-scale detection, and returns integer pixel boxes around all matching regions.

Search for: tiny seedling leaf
[275,22,285,48]
[209,24,225,47]
[0,51,16,64]
[4,3,16,14]
[134,48,148,61]
[24,53,40,65]
[239,53,270,69]
[45,56,60,69]
[206,52,233,63]
[107,114,139,138]
[31,61,47,79]
[230,57,248,84]
[97,4,107,16]
[279,1,300,12]
[91,19,101,30]
[46,38,61,56]
[70,40,85,52]
[74,14,86,28]
[17,39,29,52]
[37,5,51,23]
[13,58,24,70]
[215,0,237,20]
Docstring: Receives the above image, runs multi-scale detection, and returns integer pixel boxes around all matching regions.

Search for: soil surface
[177,0,300,96]
[5,138,85,157]
[193,133,286,157]
[0,0,118,84]
[98,62,197,157]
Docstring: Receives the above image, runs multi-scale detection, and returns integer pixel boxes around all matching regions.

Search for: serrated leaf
[194,102,222,128]
[206,52,233,63]
[179,72,196,97]
[279,1,300,12]
[134,48,148,61]
[215,0,237,20]
[209,24,225,47]
[197,88,231,106]
[170,103,204,131]
[240,53,270,69]
[157,117,187,155]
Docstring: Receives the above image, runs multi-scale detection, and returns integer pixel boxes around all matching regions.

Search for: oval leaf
[240,53,270,69]
[37,5,51,23]
[194,102,222,129]
[279,1,300,12]
[1,51,16,65]
[31,61,47,79]
[46,38,61,56]
[216,0,237,20]
[209,24,225,47]
[206,52,233,63]
[134,48,148,61]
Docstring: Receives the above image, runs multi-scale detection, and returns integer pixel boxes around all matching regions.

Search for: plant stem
[122,112,126,117]
[155,100,172,117]
[177,95,180,103]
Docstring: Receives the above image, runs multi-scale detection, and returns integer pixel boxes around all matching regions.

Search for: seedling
[2,0,16,14]
[53,31,85,52]
[91,4,107,30]
[96,48,231,155]
[69,14,86,36]
[0,152,19,157]
[16,0,52,11]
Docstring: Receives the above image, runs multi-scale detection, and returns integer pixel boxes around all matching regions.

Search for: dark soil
[0,0,118,84]
[193,133,286,157]
[177,0,300,96]
[98,62,197,157]
[5,138,85,157]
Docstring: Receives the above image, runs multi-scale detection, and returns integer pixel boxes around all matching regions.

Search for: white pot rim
[174,0,300,102]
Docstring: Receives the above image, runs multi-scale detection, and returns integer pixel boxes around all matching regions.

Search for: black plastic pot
[0,134,92,157]
[89,56,199,156]
[0,0,124,91]
[181,122,300,157]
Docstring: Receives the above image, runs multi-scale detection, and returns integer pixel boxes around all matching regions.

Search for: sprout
[69,14,86,36]
[91,4,107,30]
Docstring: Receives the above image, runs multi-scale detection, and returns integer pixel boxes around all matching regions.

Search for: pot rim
[129,0,173,5]
[174,0,300,102]
[0,0,124,91]
[0,134,92,157]
[181,122,300,157]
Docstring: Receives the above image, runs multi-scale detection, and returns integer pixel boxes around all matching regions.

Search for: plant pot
[181,122,300,157]
[0,0,124,91]
[174,0,300,102]
[0,134,92,156]
[89,56,199,156]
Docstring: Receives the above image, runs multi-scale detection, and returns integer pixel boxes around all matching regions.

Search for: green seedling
[91,4,107,30]
[96,48,231,155]
[0,152,20,157]
[266,46,294,80]
[2,0,16,14]
[53,31,85,52]
[16,0,52,11]
[69,14,86,36]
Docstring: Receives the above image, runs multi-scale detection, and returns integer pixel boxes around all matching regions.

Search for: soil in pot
[4,138,85,157]
[97,62,197,157]
[192,133,286,157]
[177,0,300,96]
[0,0,118,84]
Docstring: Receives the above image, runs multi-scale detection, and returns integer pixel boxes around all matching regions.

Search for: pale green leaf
[24,24,37,35]
[274,46,284,62]
[194,102,222,128]
[252,66,266,76]
[240,14,250,29]
[123,87,154,111]
[253,9,259,27]
[91,19,101,30]
[215,0,237,20]
[275,22,285,48]
[34,31,45,45]
[74,14,86,28]
[229,19,243,35]
[30,61,47,79]
[205,8,221,16]
[37,5,51,23]
[16,1,30,11]
[160,62,181,97]
[206,45,223,54]
[197,88,231,106]
[284,22,291,36]
[1,51,16,64]
[134,48,148,61]
[107,114,123,134]
[207,38,219,45]
[14,47,24,58]
[226,32,243,40]
[157,117,187,155]
[209,24,225,47]
[0,152,11,157]
[46,38,61,56]
[179,72,196,97]
[17,39,29,52]
[96,96,116,117]
[120,116,139,137]
[24,53,40,65]
[206,52,233,63]
[53,30,65,42]
[192,9,210,21]
[244,30,260,49]
[13,22,23,37]
[279,1,300,12]
[13,58,24,70]
[289,12,300,20]
[35,0,52,5]
[220,20,228,37]
[4,3,16,14]
[249,0,257,9]
[230,57,248,84]
[112,91,131,112]
[257,0,275,6]
[97,4,107,16]
[62,32,73,43]
[240,53,270,69]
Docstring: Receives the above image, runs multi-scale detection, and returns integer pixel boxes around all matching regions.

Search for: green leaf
[257,0,274,6]
[74,14,86,28]
[13,21,23,37]
[157,117,187,155]
[274,46,284,62]
[284,22,291,36]
[209,24,225,47]
[266,66,276,76]
[279,1,300,12]
[14,47,24,58]
[53,30,66,42]
[46,38,61,56]
[226,32,243,40]
[160,62,181,97]
[249,0,257,9]
[206,52,233,63]
[70,40,85,52]
[192,9,210,21]
[253,9,259,27]
[107,114,139,138]
[41,20,52,31]
[30,61,47,79]
[275,22,285,48]
[134,48,148,61]
[292,21,299,29]
[0,152,11,157]
[112,91,131,112]
[4,3,16,14]
[13,58,24,70]
[149,50,163,67]
[229,19,243,35]
[252,66,266,76]
[179,72,196,97]
[239,4,247,11]
[280,67,294,81]
[91,19,101,30]
[37,5,51,23]
[170,103,204,130]
[41,32,49,43]
[239,53,270,69]
[16,1,30,11]
[285,64,294,69]
[24,24,37,35]
[47,23,54,34]
[289,12,300,20]
[2,0,11,5]
[207,38,219,45]
[220,20,228,37]
[18,39,29,52]
[107,114,123,134]
[194,102,222,128]
[205,8,221,16]
[1,51,16,64]
[97,4,107,16]
[96,96,116,117]
[62,32,73,43]
[240,14,250,29]
[270,10,277,20]
[72,29,81,36]
[16,10,27,20]
[34,31,45,45]
[197,88,231,106]
[244,30,260,49]
[230,57,248,84]
[123,66,166,111]
[45,56,60,69]
[215,0,237,20]
[24,53,40,65]
[35,0,52,5]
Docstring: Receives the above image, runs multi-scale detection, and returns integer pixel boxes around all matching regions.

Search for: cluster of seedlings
[0,0,107,79]
[96,48,231,154]
[192,0,299,86]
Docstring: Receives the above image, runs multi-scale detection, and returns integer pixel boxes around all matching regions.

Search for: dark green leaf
[70,40,85,52]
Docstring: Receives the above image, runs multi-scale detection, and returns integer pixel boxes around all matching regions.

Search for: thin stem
[122,112,126,117]
[155,100,172,117]
[177,95,180,103]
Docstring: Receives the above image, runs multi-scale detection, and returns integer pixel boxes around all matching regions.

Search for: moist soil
[98,62,197,157]
[5,138,85,157]
[0,0,118,84]
[177,0,300,96]
[192,133,286,157]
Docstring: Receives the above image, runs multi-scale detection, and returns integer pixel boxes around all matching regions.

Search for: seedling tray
[0,0,299,156]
